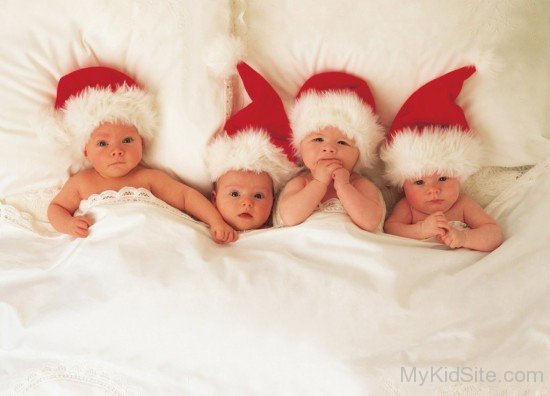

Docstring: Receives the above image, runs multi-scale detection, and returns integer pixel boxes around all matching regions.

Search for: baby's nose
[111,147,124,156]
[322,144,336,153]
[241,197,253,207]
[426,184,440,194]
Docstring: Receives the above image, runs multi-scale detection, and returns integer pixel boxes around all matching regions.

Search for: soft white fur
[61,84,158,160]
[290,90,384,169]
[206,128,299,191]
[380,125,483,187]
[203,35,245,79]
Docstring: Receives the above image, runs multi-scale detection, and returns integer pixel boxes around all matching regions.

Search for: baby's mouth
[238,213,253,219]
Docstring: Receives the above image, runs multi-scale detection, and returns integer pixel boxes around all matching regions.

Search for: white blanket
[1,160,549,395]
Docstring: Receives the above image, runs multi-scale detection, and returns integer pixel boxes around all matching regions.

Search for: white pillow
[0,0,232,197]
[238,0,550,168]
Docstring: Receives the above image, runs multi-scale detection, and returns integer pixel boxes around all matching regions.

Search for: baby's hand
[210,221,238,244]
[332,167,351,189]
[68,215,93,238]
[312,159,343,185]
[419,211,450,239]
[438,228,466,249]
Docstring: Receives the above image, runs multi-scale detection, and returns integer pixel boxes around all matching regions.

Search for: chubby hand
[438,228,466,249]
[419,211,450,239]
[68,215,93,238]
[312,159,343,185]
[210,221,238,244]
[332,167,351,190]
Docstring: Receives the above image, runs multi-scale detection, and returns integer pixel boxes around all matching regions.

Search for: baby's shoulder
[289,172,310,185]
[279,172,309,196]
[455,194,486,215]
[455,193,480,209]
[131,166,166,181]
[393,196,412,211]
[67,168,95,187]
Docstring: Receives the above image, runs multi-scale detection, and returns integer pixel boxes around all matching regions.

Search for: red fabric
[55,67,139,110]
[387,66,476,144]
[224,62,295,163]
[296,71,376,113]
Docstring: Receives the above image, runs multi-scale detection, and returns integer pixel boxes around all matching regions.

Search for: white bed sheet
[1,160,548,395]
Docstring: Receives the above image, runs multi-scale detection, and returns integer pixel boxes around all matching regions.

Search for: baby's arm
[384,199,449,239]
[440,196,502,251]
[48,175,93,238]
[278,160,342,226]
[148,170,237,244]
[333,171,383,232]
[277,175,326,226]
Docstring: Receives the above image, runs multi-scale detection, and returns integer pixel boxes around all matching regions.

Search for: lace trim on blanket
[317,198,346,213]
[9,362,133,396]
[76,187,199,223]
[0,203,36,232]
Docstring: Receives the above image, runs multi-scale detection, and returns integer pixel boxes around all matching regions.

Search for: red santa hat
[206,62,298,192]
[54,66,157,154]
[380,66,483,187]
[289,71,384,169]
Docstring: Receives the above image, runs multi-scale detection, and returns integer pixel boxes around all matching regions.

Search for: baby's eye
[438,176,447,182]
[337,140,350,146]
[97,140,108,147]
[230,191,240,198]
[313,137,324,142]
[414,180,425,186]
[253,193,264,199]
[122,137,134,144]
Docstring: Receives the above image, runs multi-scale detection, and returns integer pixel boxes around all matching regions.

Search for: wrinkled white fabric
[0,160,549,395]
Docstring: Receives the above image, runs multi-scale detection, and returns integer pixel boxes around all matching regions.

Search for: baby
[206,62,297,231]
[276,71,385,232]
[47,66,237,244]
[381,66,502,251]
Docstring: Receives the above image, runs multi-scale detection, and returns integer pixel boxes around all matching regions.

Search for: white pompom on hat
[380,66,483,187]
[205,62,298,192]
[290,71,384,170]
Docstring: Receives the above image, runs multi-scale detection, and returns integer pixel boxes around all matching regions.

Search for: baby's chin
[227,217,266,232]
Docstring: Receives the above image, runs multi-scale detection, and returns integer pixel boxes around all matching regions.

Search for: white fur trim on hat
[206,129,298,192]
[62,83,158,154]
[380,126,483,187]
[290,90,384,169]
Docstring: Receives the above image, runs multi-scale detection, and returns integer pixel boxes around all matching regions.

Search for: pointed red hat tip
[387,65,476,144]
[224,62,295,163]
[55,66,139,110]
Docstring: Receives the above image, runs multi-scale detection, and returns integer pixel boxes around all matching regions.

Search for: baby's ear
[210,188,217,205]
[83,148,88,158]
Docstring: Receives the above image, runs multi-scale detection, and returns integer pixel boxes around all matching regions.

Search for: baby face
[213,170,274,231]
[85,122,143,178]
[403,174,461,215]
[298,126,359,171]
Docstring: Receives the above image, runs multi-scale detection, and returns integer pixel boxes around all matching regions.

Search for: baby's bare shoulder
[455,194,479,209]
[289,173,309,186]
[133,166,168,181]
[66,169,95,187]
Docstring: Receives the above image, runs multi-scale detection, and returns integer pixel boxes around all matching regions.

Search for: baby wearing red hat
[276,71,386,232]
[47,67,237,243]
[381,66,502,251]
[206,63,298,231]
